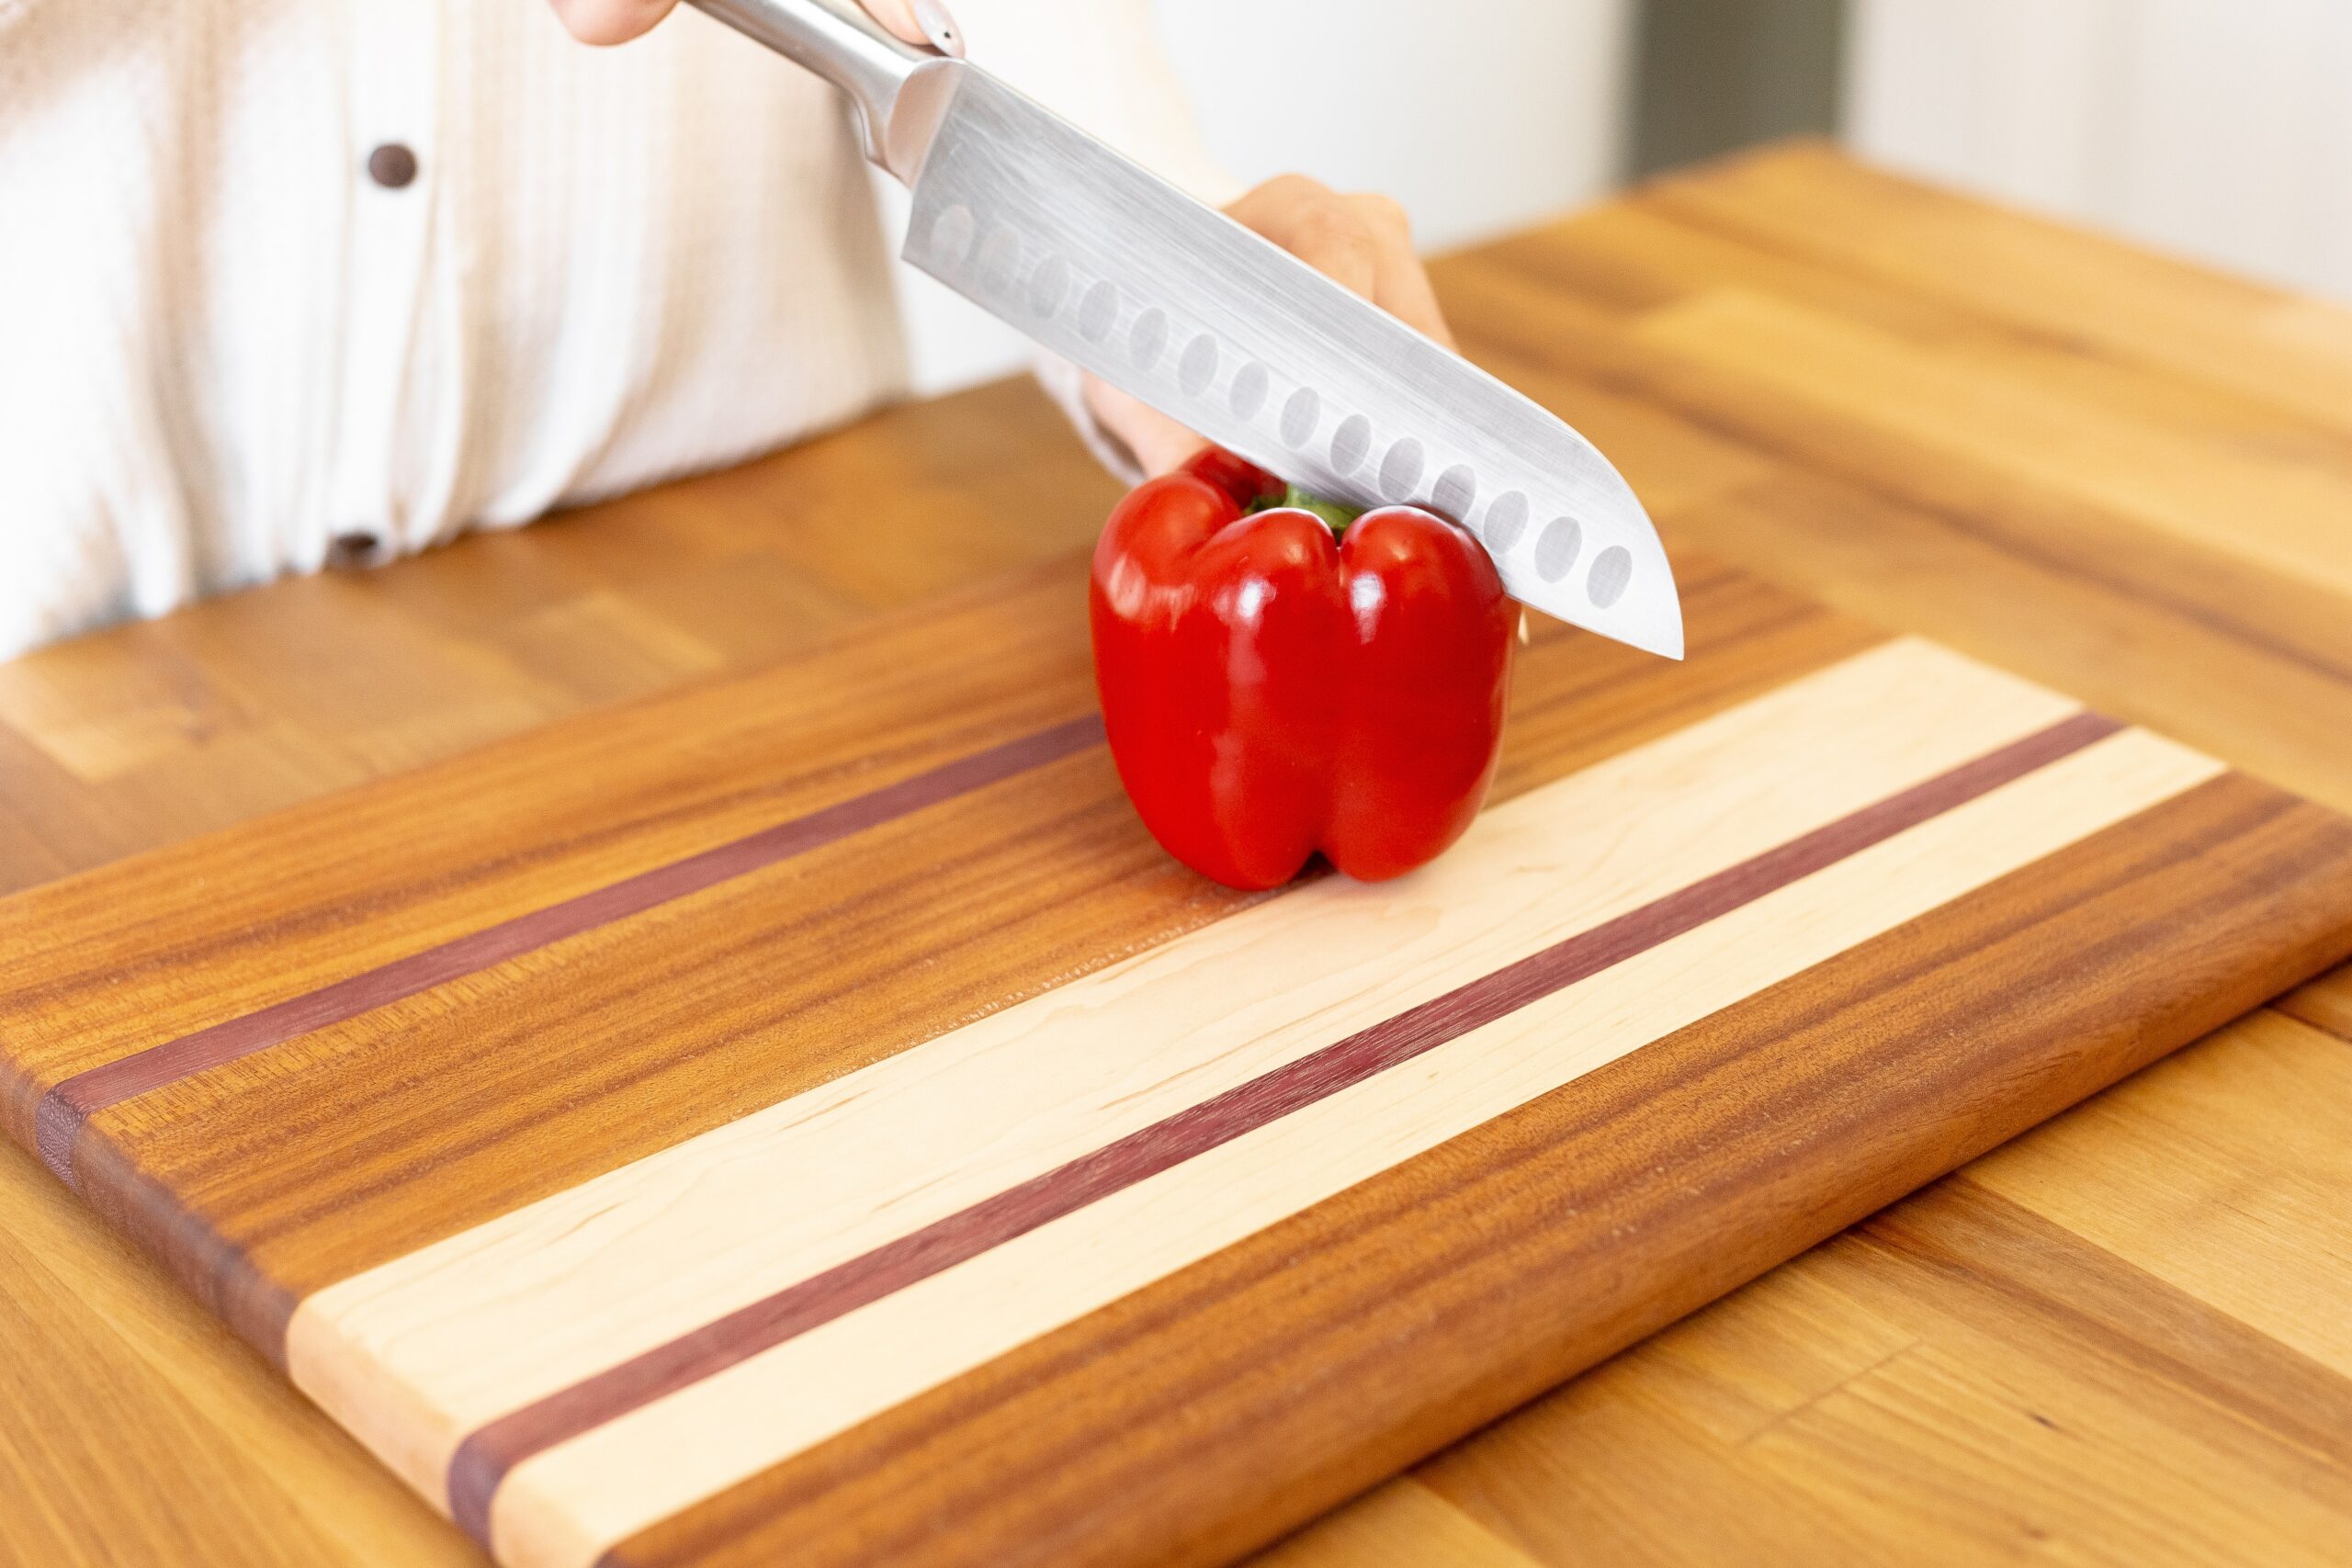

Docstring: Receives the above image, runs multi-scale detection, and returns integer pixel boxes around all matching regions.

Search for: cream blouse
[0,0,1231,656]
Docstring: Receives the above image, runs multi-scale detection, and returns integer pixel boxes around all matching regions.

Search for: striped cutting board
[5,553,2350,1568]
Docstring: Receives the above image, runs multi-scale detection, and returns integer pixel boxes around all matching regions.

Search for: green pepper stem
[1246,482,1364,538]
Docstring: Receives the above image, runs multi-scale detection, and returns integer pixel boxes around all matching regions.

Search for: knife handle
[686,0,956,181]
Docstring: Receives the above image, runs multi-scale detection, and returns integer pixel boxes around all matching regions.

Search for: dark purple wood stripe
[448,707,2123,1545]
[32,715,1107,1186]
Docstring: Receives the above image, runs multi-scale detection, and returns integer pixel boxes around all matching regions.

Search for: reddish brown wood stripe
[447,707,2121,1546]
[31,715,1106,1187]
[604,776,2350,1568]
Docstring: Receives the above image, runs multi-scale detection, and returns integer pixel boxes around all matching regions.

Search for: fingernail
[912,0,964,56]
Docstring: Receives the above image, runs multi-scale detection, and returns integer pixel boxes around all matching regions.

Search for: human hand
[1083,174,1458,477]
[548,0,957,50]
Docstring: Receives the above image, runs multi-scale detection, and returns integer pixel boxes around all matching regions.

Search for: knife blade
[690,0,1683,659]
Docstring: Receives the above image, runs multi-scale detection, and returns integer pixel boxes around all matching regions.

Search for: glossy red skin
[1089,447,1515,890]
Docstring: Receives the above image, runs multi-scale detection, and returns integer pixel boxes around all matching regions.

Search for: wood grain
[292,635,2065,1503]
[1251,1481,1542,1568]
[2278,966,2352,1043]
[5,142,2352,1568]
[1395,1167,2352,1568]
[9,486,2335,1568]
[33,714,1108,1179]
[1,570,1102,1125]
[508,721,2229,1568]
[0,372,1120,1568]
[1443,211,2352,815]
[1641,141,2352,436]
[598,771,2352,1568]
[1966,1008,2352,1380]
[0,1132,490,1568]
[13,558,1863,1372]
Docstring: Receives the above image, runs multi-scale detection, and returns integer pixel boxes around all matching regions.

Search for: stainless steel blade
[904,70,1681,658]
[684,0,1680,655]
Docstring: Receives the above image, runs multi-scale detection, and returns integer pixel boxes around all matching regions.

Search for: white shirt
[0,0,1231,657]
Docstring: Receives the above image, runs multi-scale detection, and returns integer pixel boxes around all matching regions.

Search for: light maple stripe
[445,708,2119,1544]
[500,724,2222,1568]
[289,639,2068,1499]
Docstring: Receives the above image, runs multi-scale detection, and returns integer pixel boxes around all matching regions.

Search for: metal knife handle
[686,0,954,181]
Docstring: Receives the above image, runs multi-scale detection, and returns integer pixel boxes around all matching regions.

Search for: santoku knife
[689,0,1682,658]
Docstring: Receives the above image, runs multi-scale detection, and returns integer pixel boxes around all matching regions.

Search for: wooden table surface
[3,141,2348,1567]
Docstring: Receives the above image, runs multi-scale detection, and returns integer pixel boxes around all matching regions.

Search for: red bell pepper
[1090,446,1515,890]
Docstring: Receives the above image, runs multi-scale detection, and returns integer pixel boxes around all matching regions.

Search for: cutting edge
[901,65,1685,660]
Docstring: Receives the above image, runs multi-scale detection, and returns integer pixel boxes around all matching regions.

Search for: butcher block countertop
[5,141,2351,1567]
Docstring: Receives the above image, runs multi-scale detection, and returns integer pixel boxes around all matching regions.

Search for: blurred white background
[1847,0,2352,303]
[890,0,2352,400]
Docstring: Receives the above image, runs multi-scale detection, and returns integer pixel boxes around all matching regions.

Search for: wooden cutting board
[5,550,2349,1568]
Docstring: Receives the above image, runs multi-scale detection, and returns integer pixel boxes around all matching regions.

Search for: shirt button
[366,143,419,189]
[328,530,384,566]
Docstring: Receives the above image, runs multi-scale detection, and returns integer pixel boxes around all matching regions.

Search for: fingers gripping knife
[689,0,1683,658]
